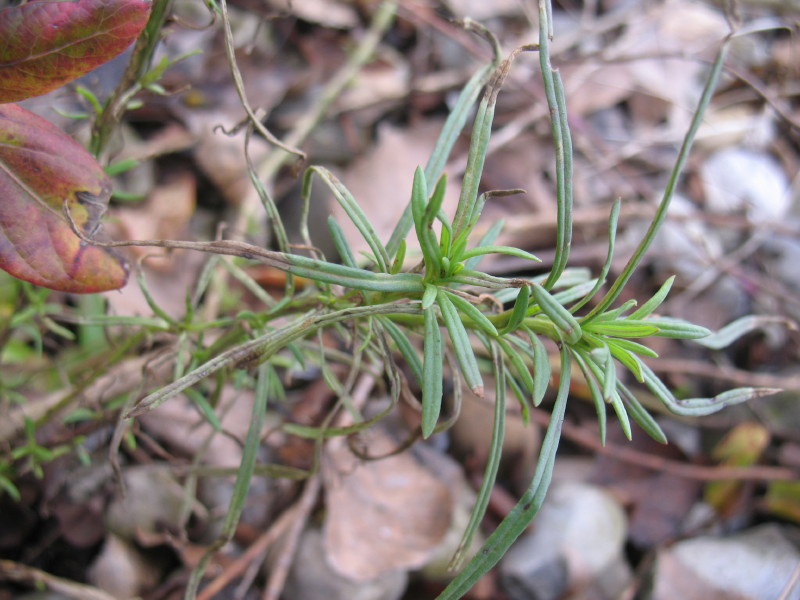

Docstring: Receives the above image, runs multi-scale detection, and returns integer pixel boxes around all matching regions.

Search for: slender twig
[90,0,174,160]
[0,560,118,600]
[195,499,299,600]
[217,0,305,161]
[528,410,798,482]
[261,475,321,600]
[231,0,398,234]
[584,35,731,320]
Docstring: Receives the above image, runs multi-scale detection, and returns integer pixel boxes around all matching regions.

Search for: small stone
[87,533,161,598]
[649,524,800,600]
[284,527,408,600]
[701,147,791,223]
[105,465,188,540]
[500,481,630,600]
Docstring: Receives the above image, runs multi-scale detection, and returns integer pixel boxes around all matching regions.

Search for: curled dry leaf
[0,104,128,292]
[0,0,152,103]
[323,428,453,581]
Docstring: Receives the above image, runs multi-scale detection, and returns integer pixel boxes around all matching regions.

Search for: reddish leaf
[0,103,128,292]
[0,0,152,103]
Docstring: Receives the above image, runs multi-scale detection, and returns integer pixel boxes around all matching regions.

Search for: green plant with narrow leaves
[0,1,784,598]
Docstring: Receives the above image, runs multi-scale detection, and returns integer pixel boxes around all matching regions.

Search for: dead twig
[645,358,800,392]
[195,477,316,600]
[260,475,322,600]
[0,560,118,600]
[530,409,799,482]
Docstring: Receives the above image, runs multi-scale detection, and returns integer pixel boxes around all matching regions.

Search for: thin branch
[530,410,798,482]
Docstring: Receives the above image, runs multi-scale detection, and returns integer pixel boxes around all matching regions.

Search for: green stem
[437,344,571,599]
[90,0,173,160]
[584,38,730,320]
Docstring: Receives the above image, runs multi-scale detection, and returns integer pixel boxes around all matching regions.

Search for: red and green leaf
[0,103,128,292]
[0,0,152,104]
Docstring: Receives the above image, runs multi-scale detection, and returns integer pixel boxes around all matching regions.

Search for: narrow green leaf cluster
[30,2,778,598]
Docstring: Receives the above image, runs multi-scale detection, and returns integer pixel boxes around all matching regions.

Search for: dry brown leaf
[139,386,265,468]
[323,428,453,581]
[104,171,205,318]
[565,0,728,125]
[116,171,196,255]
[190,110,272,206]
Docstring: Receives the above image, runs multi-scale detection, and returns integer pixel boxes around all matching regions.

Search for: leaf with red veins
[0,103,128,292]
[0,0,152,103]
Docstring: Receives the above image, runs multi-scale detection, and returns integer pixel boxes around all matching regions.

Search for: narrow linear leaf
[452,97,493,238]
[587,38,730,313]
[445,290,499,337]
[571,199,620,314]
[616,382,668,444]
[461,218,504,271]
[571,349,607,444]
[596,346,617,402]
[447,269,522,290]
[694,315,797,350]
[422,284,438,310]
[411,165,428,231]
[588,299,638,322]
[421,306,444,438]
[453,53,523,238]
[584,348,627,438]
[606,341,645,382]
[627,276,676,320]
[411,166,443,277]
[390,239,406,274]
[553,280,606,309]
[606,337,658,358]
[386,61,496,256]
[645,317,711,339]
[276,254,423,293]
[437,345,571,599]
[185,388,223,433]
[450,343,506,569]
[638,359,780,416]
[500,284,531,335]
[608,389,632,440]
[525,327,551,406]
[439,224,451,259]
[327,216,357,268]
[459,245,541,263]
[497,337,535,396]
[586,321,660,338]
[540,26,573,290]
[676,387,781,415]
[505,372,531,425]
[423,174,448,228]
[381,317,423,385]
[437,290,484,396]
[185,361,273,593]
[530,283,582,344]
[303,166,390,271]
